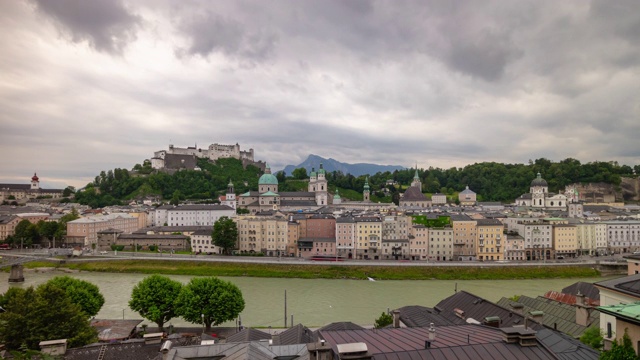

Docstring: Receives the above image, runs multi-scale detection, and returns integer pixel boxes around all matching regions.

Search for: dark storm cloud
[31,0,141,54]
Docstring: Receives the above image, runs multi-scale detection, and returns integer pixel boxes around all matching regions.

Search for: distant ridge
[281,154,405,177]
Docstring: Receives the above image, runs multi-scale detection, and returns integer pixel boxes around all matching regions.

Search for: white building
[167,205,235,226]
[605,221,640,253]
[191,229,222,254]
[516,173,567,210]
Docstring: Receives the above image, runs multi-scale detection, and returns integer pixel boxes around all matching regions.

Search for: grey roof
[279,191,316,197]
[165,341,309,360]
[395,305,457,327]
[594,274,640,299]
[0,183,31,190]
[449,214,474,222]
[460,187,476,195]
[401,186,428,202]
[316,321,365,332]
[475,219,503,226]
[226,328,271,343]
[435,291,534,328]
[336,216,356,223]
[535,328,599,360]
[274,323,314,345]
[64,340,162,360]
[118,234,188,240]
[496,296,598,337]
[134,226,211,234]
[319,325,556,360]
[280,200,318,207]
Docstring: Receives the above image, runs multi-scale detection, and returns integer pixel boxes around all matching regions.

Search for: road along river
[0,270,607,328]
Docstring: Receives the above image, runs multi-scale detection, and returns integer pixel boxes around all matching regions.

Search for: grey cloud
[31,0,141,54]
[177,10,278,61]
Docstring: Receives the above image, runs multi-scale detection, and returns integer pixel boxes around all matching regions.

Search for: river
[0,270,608,328]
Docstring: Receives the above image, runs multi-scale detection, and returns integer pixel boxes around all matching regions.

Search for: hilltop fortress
[151,143,265,171]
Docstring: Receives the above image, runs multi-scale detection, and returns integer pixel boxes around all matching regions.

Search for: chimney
[428,323,436,342]
[161,341,172,360]
[529,311,544,324]
[575,292,590,327]
[454,308,465,319]
[392,310,401,328]
[509,302,524,316]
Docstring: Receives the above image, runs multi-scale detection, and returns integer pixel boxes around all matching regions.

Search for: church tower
[225,180,236,210]
[315,163,328,206]
[308,167,317,192]
[410,169,422,189]
[30,173,40,190]
[363,177,370,202]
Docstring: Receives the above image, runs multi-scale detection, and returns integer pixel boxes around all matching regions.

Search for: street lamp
[201,313,205,334]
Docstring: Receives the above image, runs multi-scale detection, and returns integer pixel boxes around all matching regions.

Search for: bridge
[0,252,58,283]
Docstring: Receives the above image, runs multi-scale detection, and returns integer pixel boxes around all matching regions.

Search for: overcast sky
[1,0,639,189]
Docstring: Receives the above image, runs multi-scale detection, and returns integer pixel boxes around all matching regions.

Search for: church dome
[333,189,341,199]
[258,164,278,185]
[531,173,548,187]
[31,173,39,182]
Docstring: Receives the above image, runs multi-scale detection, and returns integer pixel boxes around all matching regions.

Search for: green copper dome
[309,167,317,178]
[333,189,341,199]
[363,177,370,190]
[259,164,279,185]
[318,163,326,174]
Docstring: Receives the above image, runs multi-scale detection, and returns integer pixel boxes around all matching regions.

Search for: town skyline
[1,1,639,189]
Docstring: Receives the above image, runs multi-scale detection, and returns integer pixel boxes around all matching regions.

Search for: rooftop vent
[454,308,466,319]
[501,326,537,347]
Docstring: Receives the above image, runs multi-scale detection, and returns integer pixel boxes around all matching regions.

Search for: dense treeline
[346,158,637,202]
[75,158,263,208]
[74,157,638,208]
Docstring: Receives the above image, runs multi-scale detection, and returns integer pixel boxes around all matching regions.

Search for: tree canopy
[46,276,105,317]
[0,284,97,350]
[175,277,245,332]
[129,275,183,329]
[212,216,238,255]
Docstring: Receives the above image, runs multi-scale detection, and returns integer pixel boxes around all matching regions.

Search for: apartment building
[475,219,504,261]
[451,214,477,261]
[409,224,429,260]
[605,221,640,254]
[429,227,454,261]
[236,216,289,256]
[504,234,525,260]
[67,214,139,247]
[511,221,553,261]
[553,224,577,258]
[336,216,356,259]
[575,222,597,256]
[355,216,382,260]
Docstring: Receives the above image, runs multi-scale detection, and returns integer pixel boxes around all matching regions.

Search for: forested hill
[73,158,639,208]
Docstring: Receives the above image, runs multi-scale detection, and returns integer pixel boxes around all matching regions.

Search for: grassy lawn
[23,260,601,280]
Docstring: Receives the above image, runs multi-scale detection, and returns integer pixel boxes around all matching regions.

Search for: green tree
[212,216,238,255]
[0,284,97,350]
[129,275,183,329]
[170,190,183,205]
[600,329,638,360]
[14,220,38,247]
[580,325,603,350]
[46,276,105,317]
[236,208,250,215]
[37,220,60,246]
[292,167,308,180]
[374,311,393,328]
[62,186,76,197]
[175,277,245,332]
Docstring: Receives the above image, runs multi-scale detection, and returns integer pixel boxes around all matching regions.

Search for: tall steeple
[411,167,422,189]
[363,177,370,202]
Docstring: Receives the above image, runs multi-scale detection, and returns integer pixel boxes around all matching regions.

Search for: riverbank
[24,259,601,280]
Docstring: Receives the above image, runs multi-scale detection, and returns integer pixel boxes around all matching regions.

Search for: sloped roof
[226,328,271,343]
[165,341,309,360]
[595,274,640,299]
[275,323,314,345]
[562,282,600,301]
[316,321,365,332]
[164,154,197,170]
[535,328,599,360]
[319,325,556,360]
[435,291,532,328]
[401,186,427,202]
[496,296,598,337]
[395,305,457,327]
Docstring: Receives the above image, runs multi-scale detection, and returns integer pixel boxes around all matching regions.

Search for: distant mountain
[281,154,405,177]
